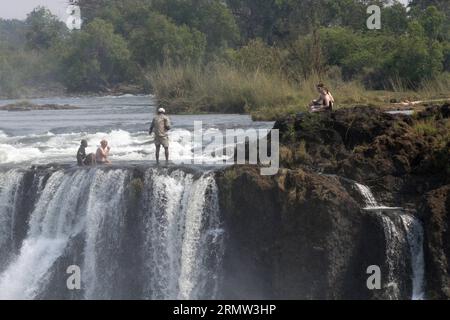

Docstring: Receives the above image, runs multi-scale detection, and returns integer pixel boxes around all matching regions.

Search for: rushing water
[0,95,272,165]
[0,166,223,300]
[400,214,425,300]
[0,95,261,300]
[0,95,429,300]
[354,181,425,300]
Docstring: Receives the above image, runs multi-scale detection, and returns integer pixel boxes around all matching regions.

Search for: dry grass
[412,119,440,136]
[149,63,300,115]
[149,64,450,120]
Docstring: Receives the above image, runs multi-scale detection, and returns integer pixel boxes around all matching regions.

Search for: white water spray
[0,170,25,270]
[142,169,223,300]
[0,170,93,299]
[354,181,425,300]
[0,167,223,300]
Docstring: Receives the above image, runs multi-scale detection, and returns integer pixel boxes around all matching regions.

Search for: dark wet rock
[420,185,450,299]
[274,105,449,206]
[416,103,450,120]
[216,166,412,299]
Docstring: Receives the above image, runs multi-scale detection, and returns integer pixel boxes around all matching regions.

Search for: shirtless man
[309,83,334,112]
[96,139,111,164]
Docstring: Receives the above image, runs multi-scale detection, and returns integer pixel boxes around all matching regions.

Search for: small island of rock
[0,101,80,112]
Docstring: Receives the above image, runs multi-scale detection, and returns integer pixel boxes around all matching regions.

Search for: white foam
[0,237,67,299]
[363,206,404,211]
[142,170,222,300]
[0,128,232,165]
[0,144,43,163]
[0,170,92,299]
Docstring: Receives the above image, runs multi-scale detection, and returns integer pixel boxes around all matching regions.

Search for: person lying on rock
[76,139,96,166]
[309,83,334,113]
[96,139,112,165]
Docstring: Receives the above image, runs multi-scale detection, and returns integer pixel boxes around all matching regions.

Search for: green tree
[325,0,367,30]
[383,21,444,87]
[69,0,111,23]
[153,0,239,50]
[443,42,450,71]
[128,13,206,66]
[24,6,67,50]
[381,1,409,34]
[59,19,131,91]
[409,0,450,39]
[0,56,18,97]
[226,0,284,42]
[0,19,27,49]
[419,6,445,40]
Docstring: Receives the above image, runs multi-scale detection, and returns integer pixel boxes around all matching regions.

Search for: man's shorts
[155,135,169,148]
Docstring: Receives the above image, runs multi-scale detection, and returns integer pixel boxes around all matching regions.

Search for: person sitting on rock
[77,139,96,166]
[309,83,334,113]
[96,139,112,164]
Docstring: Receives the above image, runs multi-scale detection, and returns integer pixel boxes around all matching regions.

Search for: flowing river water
[0,95,273,165]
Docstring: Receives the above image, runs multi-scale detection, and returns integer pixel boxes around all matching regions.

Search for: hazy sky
[0,0,70,20]
[0,0,411,21]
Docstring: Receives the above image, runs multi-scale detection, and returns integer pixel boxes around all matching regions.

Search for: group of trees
[0,8,66,97]
[0,0,449,97]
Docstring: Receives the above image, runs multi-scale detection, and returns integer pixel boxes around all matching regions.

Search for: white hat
[158,108,166,114]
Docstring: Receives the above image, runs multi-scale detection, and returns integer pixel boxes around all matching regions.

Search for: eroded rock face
[274,104,449,209]
[217,166,411,300]
[420,185,450,299]
[217,104,449,299]
[276,105,448,182]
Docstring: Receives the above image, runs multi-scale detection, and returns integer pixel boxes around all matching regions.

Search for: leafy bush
[58,19,132,91]
[129,13,206,67]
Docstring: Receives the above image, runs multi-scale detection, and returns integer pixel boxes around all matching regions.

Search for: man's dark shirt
[77,145,86,166]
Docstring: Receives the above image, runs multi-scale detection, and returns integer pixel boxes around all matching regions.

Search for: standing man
[149,108,171,163]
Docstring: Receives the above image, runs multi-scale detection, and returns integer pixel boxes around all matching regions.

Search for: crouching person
[77,139,96,166]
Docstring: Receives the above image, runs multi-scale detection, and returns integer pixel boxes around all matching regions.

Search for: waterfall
[0,170,93,299]
[355,183,402,211]
[0,170,25,271]
[0,166,223,300]
[355,183,379,208]
[142,169,223,300]
[82,169,128,299]
[400,214,425,300]
[354,181,425,300]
